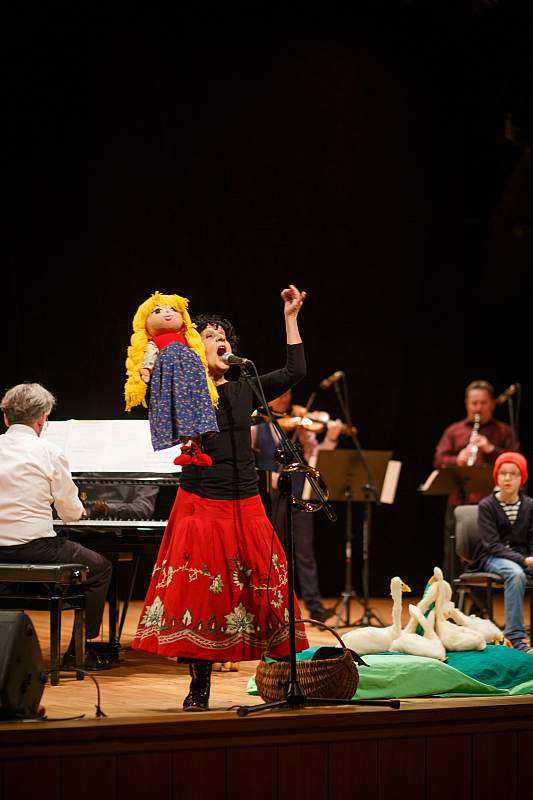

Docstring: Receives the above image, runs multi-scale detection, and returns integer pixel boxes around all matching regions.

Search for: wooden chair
[0,563,87,685]
[453,505,533,635]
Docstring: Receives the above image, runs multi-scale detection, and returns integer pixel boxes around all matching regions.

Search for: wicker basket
[255,619,359,703]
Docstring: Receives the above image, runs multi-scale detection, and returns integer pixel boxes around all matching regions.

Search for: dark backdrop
[6,4,532,596]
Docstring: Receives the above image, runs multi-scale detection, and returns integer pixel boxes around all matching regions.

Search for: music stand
[419,466,493,581]
[311,450,397,628]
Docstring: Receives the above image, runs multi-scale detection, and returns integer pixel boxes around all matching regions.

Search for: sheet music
[379,460,402,504]
[418,469,439,493]
[42,420,182,473]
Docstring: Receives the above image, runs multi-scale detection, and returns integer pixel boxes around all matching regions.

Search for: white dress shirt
[0,424,84,546]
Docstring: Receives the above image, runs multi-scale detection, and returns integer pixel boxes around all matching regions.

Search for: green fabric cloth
[246,645,533,699]
[415,577,435,634]
[446,645,533,690]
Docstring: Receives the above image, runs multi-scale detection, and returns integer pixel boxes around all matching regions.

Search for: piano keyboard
[53,519,167,528]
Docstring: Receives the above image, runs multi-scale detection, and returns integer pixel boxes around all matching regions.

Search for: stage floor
[7,595,527,722]
[20,598,404,720]
[2,598,532,800]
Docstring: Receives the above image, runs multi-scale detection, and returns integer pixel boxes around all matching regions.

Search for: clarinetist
[433,380,517,584]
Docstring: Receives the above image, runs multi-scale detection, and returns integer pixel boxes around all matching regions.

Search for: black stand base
[334,590,362,629]
[334,592,386,630]
[237,693,400,717]
[350,604,386,629]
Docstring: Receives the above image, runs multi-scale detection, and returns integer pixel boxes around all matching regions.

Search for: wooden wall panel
[329,740,378,800]
[118,752,171,800]
[518,731,533,793]
[172,749,225,800]
[3,758,60,800]
[62,755,116,800]
[378,738,426,800]
[278,743,328,800]
[427,735,471,800]
[227,745,276,800]
[473,732,516,800]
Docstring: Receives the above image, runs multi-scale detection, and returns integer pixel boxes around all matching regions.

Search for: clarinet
[466,413,481,466]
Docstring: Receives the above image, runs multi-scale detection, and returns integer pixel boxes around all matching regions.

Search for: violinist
[252,390,344,623]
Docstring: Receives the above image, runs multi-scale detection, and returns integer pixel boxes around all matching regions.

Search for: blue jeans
[482,555,533,641]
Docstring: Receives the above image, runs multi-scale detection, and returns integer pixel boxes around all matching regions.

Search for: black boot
[183,660,212,711]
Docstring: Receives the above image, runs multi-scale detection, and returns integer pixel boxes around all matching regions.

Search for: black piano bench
[0,563,88,685]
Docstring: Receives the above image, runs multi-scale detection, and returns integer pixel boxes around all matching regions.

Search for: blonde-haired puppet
[125,292,218,466]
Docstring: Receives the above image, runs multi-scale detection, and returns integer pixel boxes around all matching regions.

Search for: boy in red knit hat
[469,451,533,653]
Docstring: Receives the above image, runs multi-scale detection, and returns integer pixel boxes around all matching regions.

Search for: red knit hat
[493,452,528,486]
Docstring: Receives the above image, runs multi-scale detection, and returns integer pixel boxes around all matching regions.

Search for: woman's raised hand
[281,284,306,317]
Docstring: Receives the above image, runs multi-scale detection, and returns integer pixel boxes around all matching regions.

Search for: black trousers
[0,536,112,639]
[270,491,322,610]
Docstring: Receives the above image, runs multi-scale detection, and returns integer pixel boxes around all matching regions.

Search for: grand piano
[53,474,178,653]
[43,419,182,653]
[46,418,271,655]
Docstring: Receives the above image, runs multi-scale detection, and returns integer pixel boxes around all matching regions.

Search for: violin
[251,405,357,437]
[277,405,330,433]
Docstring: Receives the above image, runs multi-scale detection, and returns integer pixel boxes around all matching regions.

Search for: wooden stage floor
[8,595,521,720]
[1,598,532,800]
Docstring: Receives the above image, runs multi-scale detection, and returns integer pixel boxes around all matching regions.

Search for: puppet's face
[146,305,183,335]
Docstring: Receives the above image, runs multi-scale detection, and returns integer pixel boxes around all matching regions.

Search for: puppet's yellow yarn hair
[124,291,218,411]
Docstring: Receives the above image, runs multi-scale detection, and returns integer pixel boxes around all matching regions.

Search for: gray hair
[1,383,57,425]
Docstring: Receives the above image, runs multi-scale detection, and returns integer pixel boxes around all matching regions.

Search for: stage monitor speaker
[0,610,47,720]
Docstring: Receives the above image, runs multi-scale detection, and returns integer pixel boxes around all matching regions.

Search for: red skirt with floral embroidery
[132,488,309,661]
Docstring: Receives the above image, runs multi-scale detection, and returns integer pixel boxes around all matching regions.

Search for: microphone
[221,353,251,366]
[320,370,345,390]
[496,383,520,405]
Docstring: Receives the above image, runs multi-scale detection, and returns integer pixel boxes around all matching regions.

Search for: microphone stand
[290,391,317,443]
[509,384,521,450]
[332,375,385,628]
[236,362,398,715]
[497,383,521,450]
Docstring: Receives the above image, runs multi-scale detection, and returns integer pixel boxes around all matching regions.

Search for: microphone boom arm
[242,362,336,522]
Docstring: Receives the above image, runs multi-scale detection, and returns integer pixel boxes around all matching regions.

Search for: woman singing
[132,285,310,710]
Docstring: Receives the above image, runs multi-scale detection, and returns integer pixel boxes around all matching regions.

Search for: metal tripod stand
[235,364,400,716]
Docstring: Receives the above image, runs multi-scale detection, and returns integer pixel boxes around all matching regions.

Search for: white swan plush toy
[407,567,499,643]
[448,607,504,644]
[390,605,446,661]
[429,565,502,643]
[401,576,440,634]
[433,568,486,652]
[341,576,411,654]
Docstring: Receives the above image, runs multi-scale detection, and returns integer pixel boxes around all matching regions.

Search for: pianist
[0,383,112,670]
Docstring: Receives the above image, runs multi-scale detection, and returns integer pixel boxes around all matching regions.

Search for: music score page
[42,420,182,473]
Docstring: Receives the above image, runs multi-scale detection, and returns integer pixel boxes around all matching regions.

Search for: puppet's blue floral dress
[149,342,218,450]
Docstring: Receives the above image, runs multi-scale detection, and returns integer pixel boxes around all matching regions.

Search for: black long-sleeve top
[469,491,533,572]
[179,343,306,500]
